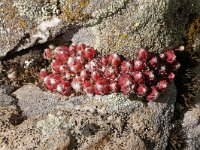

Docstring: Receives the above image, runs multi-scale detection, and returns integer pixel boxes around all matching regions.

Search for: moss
[187,17,200,51]
[59,0,91,23]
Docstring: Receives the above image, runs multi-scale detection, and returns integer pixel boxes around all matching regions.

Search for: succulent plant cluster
[39,43,181,101]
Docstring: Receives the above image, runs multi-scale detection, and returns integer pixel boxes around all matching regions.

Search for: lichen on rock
[36,112,70,136]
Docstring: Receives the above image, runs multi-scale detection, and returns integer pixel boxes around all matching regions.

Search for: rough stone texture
[12,83,176,149]
[192,34,200,107]
[0,0,64,57]
[0,88,15,106]
[0,106,70,150]
[182,33,200,150]
[13,83,175,115]
[66,0,190,58]
[63,109,148,150]
[13,84,143,116]
[183,107,200,150]
[0,0,198,58]
[1,0,200,149]
[1,101,172,149]
[13,84,70,117]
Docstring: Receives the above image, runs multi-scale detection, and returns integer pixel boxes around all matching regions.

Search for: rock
[13,84,91,117]
[12,82,176,149]
[13,82,175,114]
[1,81,176,149]
[0,106,70,150]
[12,84,76,116]
[0,106,19,128]
[69,0,190,57]
[103,133,147,150]
[0,0,64,57]
[192,33,200,107]
[182,107,200,150]
[0,0,198,58]
[182,32,200,150]
[64,109,147,150]
[0,88,15,106]
[2,0,199,149]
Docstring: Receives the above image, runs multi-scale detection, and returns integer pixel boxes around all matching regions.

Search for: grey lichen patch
[71,26,100,50]
[182,106,200,149]
[36,111,71,136]
[0,0,29,57]
[13,0,61,25]
[0,88,15,107]
[183,107,200,128]
[90,94,144,114]
[89,0,129,25]
[88,1,143,56]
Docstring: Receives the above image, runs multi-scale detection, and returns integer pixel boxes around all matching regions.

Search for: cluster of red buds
[39,43,181,101]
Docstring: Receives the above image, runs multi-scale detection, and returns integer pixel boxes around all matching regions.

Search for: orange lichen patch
[59,0,91,23]
[18,18,28,29]
[0,0,31,30]
[187,17,200,51]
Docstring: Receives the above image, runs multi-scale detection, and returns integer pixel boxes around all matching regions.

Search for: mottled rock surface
[1,0,198,58]
[1,0,200,149]
[0,106,70,150]
[11,83,176,149]
[192,34,200,108]
[0,88,15,106]
[182,33,200,150]
[183,107,200,150]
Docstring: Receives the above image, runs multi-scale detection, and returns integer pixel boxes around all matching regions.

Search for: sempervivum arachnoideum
[43,74,61,92]
[91,70,102,81]
[133,59,146,71]
[137,84,148,97]
[39,68,49,80]
[137,48,149,60]
[119,74,135,95]
[54,46,70,62]
[71,76,83,93]
[43,48,53,60]
[146,86,160,101]
[148,56,158,68]
[109,81,120,93]
[109,53,123,67]
[82,81,94,96]
[121,60,134,74]
[104,66,120,80]
[39,43,182,102]
[56,81,72,96]
[94,78,110,95]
